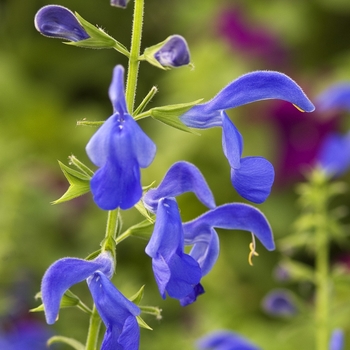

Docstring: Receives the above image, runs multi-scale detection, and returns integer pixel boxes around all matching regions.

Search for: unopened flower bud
[34,5,89,42]
[154,35,190,68]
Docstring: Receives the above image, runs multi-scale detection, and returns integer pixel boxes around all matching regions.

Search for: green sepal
[116,219,154,245]
[135,200,155,223]
[136,100,202,134]
[140,305,162,320]
[129,285,145,305]
[65,13,129,56]
[136,315,153,330]
[47,335,85,350]
[31,290,90,314]
[69,155,94,178]
[52,161,91,204]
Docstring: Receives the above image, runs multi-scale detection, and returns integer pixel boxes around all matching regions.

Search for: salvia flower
[86,65,156,210]
[41,251,140,350]
[180,71,315,203]
[34,5,90,42]
[145,197,203,306]
[196,330,261,350]
[329,329,344,350]
[144,162,274,305]
[261,289,297,317]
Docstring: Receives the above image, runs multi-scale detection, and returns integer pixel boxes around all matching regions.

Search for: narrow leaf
[47,336,84,350]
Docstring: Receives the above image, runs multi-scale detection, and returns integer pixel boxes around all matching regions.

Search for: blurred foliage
[2,0,350,349]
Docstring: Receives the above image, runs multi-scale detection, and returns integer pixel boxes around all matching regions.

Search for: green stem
[85,305,102,350]
[314,175,330,350]
[125,0,144,113]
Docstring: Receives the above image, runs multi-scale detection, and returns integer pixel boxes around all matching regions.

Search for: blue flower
[86,65,156,210]
[314,83,350,177]
[34,5,90,42]
[329,329,344,350]
[261,289,297,317]
[41,251,140,350]
[145,197,203,306]
[180,71,315,203]
[144,162,274,305]
[316,132,350,177]
[154,35,190,68]
[316,83,350,112]
[196,330,261,350]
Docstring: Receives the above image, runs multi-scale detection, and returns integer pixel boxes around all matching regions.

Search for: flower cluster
[33,3,321,349]
[41,251,140,350]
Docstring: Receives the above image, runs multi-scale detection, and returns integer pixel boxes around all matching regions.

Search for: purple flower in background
[262,289,297,317]
[314,83,350,177]
[34,5,90,42]
[196,330,261,350]
[0,320,52,350]
[267,101,339,185]
[41,251,140,350]
[86,65,156,210]
[144,162,274,304]
[316,132,350,177]
[180,71,315,203]
[154,35,190,68]
[329,329,344,350]
[217,6,287,66]
[111,0,129,8]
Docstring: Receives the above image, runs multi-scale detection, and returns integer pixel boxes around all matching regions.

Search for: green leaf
[47,336,84,350]
[129,285,145,305]
[136,315,153,330]
[52,161,91,204]
[145,100,202,134]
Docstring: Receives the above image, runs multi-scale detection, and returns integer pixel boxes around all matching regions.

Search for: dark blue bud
[34,5,90,42]
[154,35,190,68]
[110,0,129,8]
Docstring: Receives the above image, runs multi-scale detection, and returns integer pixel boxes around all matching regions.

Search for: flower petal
[221,112,243,169]
[185,227,220,276]
[316,83,350,111]
[87,113,155,210]
[230,156,275,203]
[108,65,128,115]
[88,272,140,350]
[180,71,315,129]
[110,0,129,8]
[184,203,275,259]
[197,330,261,350]
[146,198,202,302]
[180,283,205,307]
[41,252,113,324]
[143,161,215,212]
[34,5,90,42]
[206,71,315,113]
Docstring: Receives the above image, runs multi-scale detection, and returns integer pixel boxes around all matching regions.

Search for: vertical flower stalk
[125,0,144,112]
[313,171,330,350]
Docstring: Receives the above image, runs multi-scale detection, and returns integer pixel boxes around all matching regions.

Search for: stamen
[292,104,305,112]
[248,234,259,266]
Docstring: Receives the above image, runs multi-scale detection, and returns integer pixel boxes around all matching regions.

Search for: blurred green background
[2,0,350,348]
